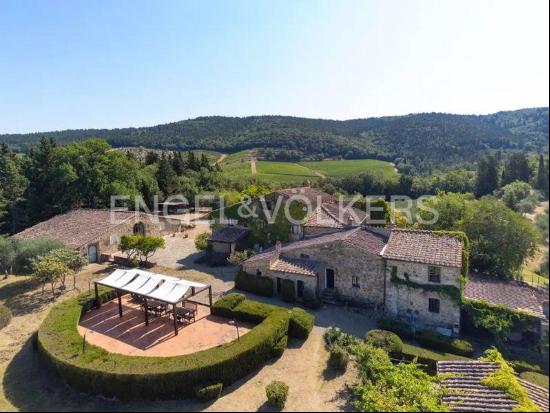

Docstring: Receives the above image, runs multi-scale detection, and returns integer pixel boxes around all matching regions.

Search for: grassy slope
[299,159,398,180]
[218,151,398,186]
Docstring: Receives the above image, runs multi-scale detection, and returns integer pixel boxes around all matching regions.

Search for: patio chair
[174,306,195,324]
[147,300,167,317]
[183,301,198,317]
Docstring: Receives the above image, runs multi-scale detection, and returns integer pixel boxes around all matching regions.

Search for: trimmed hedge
[37,290,290,400]
[194,383,223,402]
[416,331,474,357]
[213,295,315,340]
[272,335,288,359]
[211,293,246,318]
[288,307,314,340]
[232,300,280,324]
[0,304,12,331]
[364,329,403,357]
[235,271,274,297]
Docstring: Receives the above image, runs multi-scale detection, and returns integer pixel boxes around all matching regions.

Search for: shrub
[416,331,474,357]
[353,343,447,412]
[377,316,415,339]
[234,271,274,297]
[0,304,12,330]
[37,290,291,400]
[288,307,314,340]
[324,326,360,349]
[265,381,289,409]
[328,345,349,372]
[227,250,255,266]
[13,238,64,274]
[364,329,403,357]
[272,335,288,359]
[195,232,210,251]
[194,383,223,402]
[211,293,246,318]
[281,279,295,303]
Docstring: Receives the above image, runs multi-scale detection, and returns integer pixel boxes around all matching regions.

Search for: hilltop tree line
[0,138,231,235]
[320,151,548,204]
[2,108,548,173]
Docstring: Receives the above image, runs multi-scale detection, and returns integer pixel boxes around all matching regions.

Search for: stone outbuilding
[13,209,179,263]
[207,225,250,264]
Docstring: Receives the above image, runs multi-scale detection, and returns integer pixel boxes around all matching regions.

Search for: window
[428,298,440,313]
[389,266,398,278]
[133,222,145,236]
[352,276,360,288]
[291,225,303,235]
[428,266,441,283]
[256,269,262,276]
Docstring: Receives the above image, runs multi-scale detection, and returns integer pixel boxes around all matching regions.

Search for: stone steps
[321,289,339,305]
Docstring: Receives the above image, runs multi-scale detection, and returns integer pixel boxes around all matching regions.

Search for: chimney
[275,240,282,256]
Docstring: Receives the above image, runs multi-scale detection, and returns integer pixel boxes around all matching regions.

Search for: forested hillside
[1,108,547,172]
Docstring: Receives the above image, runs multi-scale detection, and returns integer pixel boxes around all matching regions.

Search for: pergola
[94,269,212,336]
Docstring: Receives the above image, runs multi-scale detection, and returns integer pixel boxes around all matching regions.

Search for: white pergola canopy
[96,268,208,305]
[94,269,212,336]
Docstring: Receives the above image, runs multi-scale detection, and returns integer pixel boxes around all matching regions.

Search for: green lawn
[520,371,549,389]
[299,159,398,180]
[401,342,471,362]
[255,161,318,185]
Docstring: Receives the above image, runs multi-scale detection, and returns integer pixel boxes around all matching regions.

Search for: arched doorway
[133,222,146,236]
[88,245,98,263]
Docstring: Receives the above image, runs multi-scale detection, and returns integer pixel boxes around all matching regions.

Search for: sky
[0,0,548,134]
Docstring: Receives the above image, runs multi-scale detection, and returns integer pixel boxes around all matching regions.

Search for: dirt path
[213,153,227,166]
[250,158,257,175]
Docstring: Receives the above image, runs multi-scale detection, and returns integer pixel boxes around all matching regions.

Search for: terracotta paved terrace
[78,297,252,357]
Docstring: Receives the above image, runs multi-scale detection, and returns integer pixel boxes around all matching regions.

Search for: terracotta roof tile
[438,361,549,412]
[270,257,320,276]
[304,204,368,228]
[382,229,462,268]
[464,274,547,319]
[209,226,249,243]
[245,227,388,264]
[13,209,142,249]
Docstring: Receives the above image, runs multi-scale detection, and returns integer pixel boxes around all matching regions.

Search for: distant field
[299,159,398,179]
[218,151,398,186]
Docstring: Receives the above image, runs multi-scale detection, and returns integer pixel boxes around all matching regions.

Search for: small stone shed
[207,225,249,264]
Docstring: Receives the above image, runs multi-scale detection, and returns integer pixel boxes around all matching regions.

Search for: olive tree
[49,248,87,289]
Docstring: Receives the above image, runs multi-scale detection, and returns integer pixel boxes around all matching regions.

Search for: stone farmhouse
[242,207,464,334]
[13,209,180,263]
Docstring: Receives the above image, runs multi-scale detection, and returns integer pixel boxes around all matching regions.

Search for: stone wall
[86,214,174,263]
[384,259,461,331]
[270,270,318,300]
[242,239,385,306]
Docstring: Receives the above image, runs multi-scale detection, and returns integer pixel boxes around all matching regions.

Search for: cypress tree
[475,155,499,197]
[536,154,549,198]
